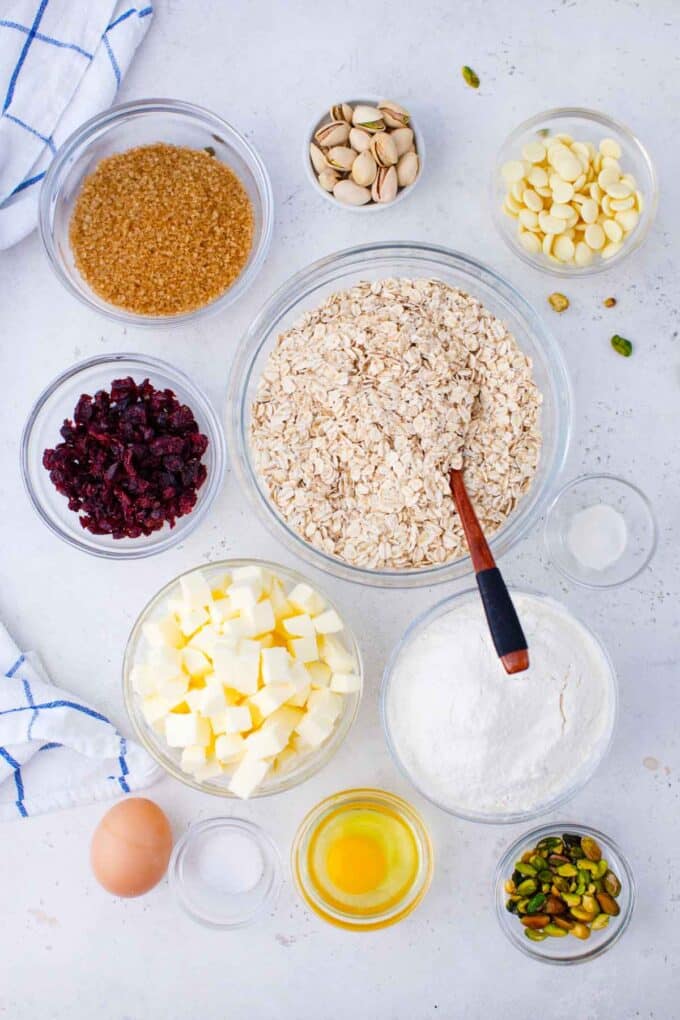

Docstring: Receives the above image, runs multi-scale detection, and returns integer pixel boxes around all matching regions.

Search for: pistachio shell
[352,105,384,132]
[330,103,353,124]
[326,146,357,172]
[397,151,419,187]
[378,99,410,128]
[391,127,415,157]
[333,179,371,206]
[318,168,340,192]
[314,121,350,148]
[351,150,378,187]
[309,143,327,175]
[349,127,372,153]
[371,165,398,203]
[370,131,398,167]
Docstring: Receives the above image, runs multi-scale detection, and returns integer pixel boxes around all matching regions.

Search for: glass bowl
[169,817,282,929]
[303,96,425,213]
[21,353,225,559]
[381,586,618,824]
[291,788,433,931]
[38,98,274,326]
[495,822,635,964]
[491,107,657,276]
[227,241,572,589]
[544,473,657,588]
[123,559,363,798]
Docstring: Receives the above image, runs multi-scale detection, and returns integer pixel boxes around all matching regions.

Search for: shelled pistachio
[505,832,623,942]
[309,99,420,206]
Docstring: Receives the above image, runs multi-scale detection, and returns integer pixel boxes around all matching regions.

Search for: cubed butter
[305,661,332,688]
[193,759,224,782]
[288,635,319,663]
[330,672,361,694]
[294,712,334,748]
[261,646,293,685]
[223,704,252,733]
[319,634,355,673]
[307,688,343,721]
[282,614,315,638]
[312,609,344,634]
[228,755,270,798]
[130,663,156,696]
[142,615,183,648]
[213,642,260,695]
[215,732,245,762]
[181,745,207,770]
[182,646,211,678]
[246,599,275,637]
[179,570,213,610]
[288,583,325,616]
[198,681,228,717]
[157,674,190,707]
[165,712,211,748]
[141,694,172,726]
[248,683,295,718]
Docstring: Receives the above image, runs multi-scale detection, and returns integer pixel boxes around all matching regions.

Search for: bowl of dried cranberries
[21,353,226,558]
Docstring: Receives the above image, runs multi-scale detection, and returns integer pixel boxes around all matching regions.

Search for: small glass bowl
[21,353,225,559]
[303,96,425,212]
[39,98,274,326]
[544,474,657,588]
[123,559,363,797]
[491,107,657,276]
[495,822,635,964]
[291,788,433,931]
[381,586,618,824]
[228,241,572,589]
[169,817,282,929]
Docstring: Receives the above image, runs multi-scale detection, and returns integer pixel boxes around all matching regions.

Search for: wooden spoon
[449,468,529,675]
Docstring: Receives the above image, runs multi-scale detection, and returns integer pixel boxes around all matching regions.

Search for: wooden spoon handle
[449,470,529,675]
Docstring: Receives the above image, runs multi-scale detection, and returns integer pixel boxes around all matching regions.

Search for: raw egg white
[90,798,173,897]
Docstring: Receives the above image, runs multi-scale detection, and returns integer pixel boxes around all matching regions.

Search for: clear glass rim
[122,558,364,797]
[302,95,426,213]
[168,816,283,929]
[227,240,573,589]
[494,820,636,964]
[291,786,434,931]
[20,351,226,560]
[38,97,274,327]
[491,106,658,277]
[380,585,619,824]
[544,472,658,589]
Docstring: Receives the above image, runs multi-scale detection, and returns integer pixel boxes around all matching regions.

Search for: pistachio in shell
[309,143,327,175]
[318,168,340,192]
[349,127,371,153]
[330,102,353,123]
[371,165,398,203]
[378,99,410,128]
[351,150,378,187]
[351,104,384,132]
[391,126,415,157]
[326,146,357,172]
[370,131,398,167]
[314,120,350,148]
[397,151,419,187]
[333,179,371,206]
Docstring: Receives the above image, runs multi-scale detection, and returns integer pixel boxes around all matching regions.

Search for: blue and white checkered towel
[0,621,162,821]
[0,0,153,249]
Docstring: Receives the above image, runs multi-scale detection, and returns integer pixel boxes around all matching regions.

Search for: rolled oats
[250,278,542,569]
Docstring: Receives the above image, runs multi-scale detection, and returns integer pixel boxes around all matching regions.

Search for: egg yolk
[326,835,387,895]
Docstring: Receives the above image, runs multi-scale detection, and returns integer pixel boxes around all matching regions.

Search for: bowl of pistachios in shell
[305,96,424,210]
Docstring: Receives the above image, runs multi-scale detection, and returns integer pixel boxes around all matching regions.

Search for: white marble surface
[1,1,678,1017]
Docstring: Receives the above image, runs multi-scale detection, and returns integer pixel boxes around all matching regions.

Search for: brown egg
[90,798,173,897]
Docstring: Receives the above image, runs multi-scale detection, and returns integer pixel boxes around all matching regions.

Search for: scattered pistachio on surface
[462,65,480,88]
[309,99,420,206]
[505,833,623,943]
[548,292,569,313]
[611,334,633,357]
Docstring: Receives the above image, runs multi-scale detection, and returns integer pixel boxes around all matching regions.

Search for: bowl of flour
[381,588,617,823]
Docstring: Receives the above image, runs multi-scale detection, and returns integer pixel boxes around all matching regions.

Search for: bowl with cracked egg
[228,241,572,589]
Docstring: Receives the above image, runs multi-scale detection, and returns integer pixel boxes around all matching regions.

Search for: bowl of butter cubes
[123,559,363,798]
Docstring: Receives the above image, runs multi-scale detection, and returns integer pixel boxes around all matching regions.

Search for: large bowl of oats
[228,243,572,588]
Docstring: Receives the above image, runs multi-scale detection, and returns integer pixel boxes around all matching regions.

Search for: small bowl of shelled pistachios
[305,97,424,210]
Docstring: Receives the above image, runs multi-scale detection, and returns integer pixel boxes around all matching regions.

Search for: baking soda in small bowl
[567,502,628,571]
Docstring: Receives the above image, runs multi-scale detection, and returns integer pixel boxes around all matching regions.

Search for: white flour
[386,593,614,815]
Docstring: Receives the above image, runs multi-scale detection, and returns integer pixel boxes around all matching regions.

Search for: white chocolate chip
[584,223,605,250]
[599,138,622,159]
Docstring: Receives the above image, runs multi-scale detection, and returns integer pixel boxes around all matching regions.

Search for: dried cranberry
[42,377,210,539]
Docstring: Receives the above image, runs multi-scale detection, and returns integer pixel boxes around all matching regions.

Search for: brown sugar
[69,143,254,316]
